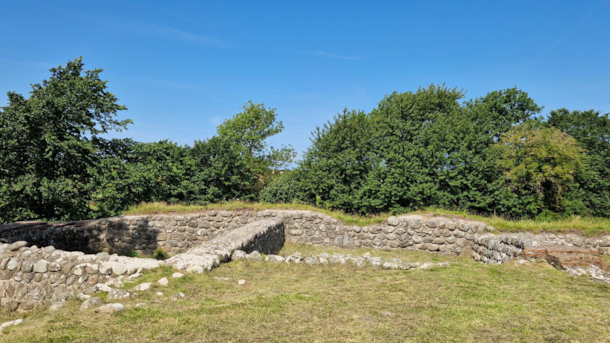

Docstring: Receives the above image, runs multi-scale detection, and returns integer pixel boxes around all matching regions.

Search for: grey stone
[133,283,153,291]
[186,265,204,274]
[330,255,346,264]
[387,216,400,226]
[9,241,28,251]
[80,297,103,311]
[33,260,49,273]
[96,303,126,314]
[7,257,20,271]
[49,302,66,311]
[108,289,135,299]
[231,250,247,260]
[246,251,262,261]
[304,257,319,265]
[264,255,284,263]
[419,262,435,270]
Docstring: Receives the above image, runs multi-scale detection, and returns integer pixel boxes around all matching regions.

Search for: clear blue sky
[1,1,609,157]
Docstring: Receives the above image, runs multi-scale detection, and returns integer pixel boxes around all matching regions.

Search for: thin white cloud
[532,2,605,66]
[80,14,231,48]
[315,51,360,60]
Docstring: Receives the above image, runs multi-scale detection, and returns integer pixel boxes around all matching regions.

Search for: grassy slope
[2,244,610,342]
[124,201,610,235]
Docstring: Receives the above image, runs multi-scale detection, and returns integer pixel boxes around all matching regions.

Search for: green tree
[0,57,130,223]
[93,140,196,216]
[190,136,256,203]
[494,124,585,215]
[262,85,543,217]
[297,109,373,211]
[260,170,306,203]
[217,101,296,192]
[546,109,610,217]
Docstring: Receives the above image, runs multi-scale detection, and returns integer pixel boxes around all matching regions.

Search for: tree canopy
[2,59,609,222]
[0,57,130,221]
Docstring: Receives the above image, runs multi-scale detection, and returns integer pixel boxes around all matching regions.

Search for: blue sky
[1,1,609,157]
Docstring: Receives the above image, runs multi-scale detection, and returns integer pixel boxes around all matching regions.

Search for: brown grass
[2,244,610,342]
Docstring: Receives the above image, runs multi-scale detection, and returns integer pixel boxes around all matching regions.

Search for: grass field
[2,244,610,342]
[124,201,610,235]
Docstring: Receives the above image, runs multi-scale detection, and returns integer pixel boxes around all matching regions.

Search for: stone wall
[6,210,607,261]
[0,210,259,256]
[0,219,284,311]
[472,232,610,264]
[276,211,493,254]
[3,209,610,312]
[0,241,161,311]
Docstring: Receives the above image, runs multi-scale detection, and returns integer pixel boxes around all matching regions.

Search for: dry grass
[2,244,610,342]
[124,201,610,235]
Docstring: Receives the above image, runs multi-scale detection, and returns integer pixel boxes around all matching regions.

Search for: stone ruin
[1,210,609,311]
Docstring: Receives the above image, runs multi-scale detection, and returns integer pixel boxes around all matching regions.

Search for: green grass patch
[2,244,610,342]
[124,201,610,235]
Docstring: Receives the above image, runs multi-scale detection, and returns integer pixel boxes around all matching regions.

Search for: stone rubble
[232,249,451,271]
[565,265,610,284]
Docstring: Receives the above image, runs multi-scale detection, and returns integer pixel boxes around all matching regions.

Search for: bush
[494,123,585,216]
[260,170,307,203]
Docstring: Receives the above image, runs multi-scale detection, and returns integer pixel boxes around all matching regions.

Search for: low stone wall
[0,211,259,256]
[472,232,610,264]
[0,241,160,311]
[0,219,284,311]
[165,218,285,271]
[6,210,608,261]
[277,211,492,254]
[3,209,610,311]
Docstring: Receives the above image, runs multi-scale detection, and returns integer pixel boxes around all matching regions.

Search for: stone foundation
[2,209,610,311]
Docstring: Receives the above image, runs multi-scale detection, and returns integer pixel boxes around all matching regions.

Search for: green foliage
[93,139,197,217]
[546,109,610,217]
[0,60,277,223]
[153,247,169,260]
[190,135,256,203]
[264,85,549,217]
[0,57,130,222]
[259,170,306,203]
[494,123,585,215]
[2,59,608,222]
[298,109,373,211]
[217,101,296,190]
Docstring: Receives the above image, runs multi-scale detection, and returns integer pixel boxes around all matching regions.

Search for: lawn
[2,244,610,342]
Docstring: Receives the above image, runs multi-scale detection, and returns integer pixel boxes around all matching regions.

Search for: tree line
[0,58,294,223]
[1,58,609,223]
